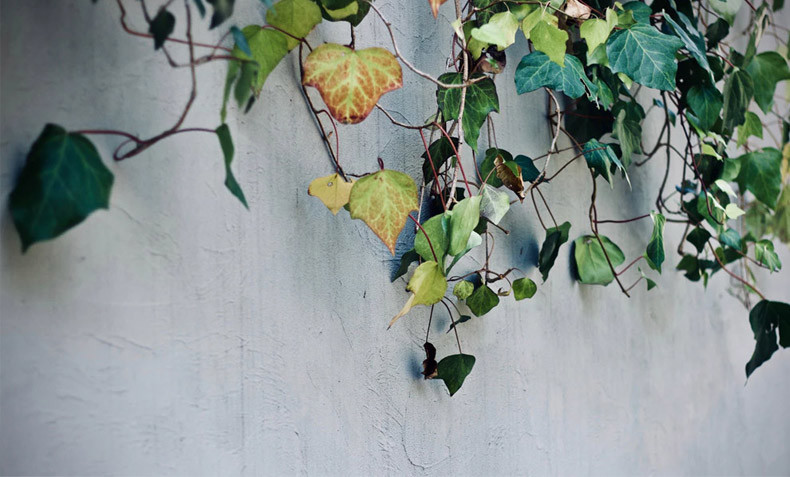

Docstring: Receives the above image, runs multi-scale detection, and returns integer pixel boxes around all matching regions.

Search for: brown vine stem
[431,121,473,197]
[439,299,464,354]
[588,170,631,297]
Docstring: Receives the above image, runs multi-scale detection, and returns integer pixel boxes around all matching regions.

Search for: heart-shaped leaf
[303,44,403,124]
[308,172,353,215]
[436,354,475,396]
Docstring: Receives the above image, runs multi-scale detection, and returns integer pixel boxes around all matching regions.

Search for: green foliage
[606,23,683,91]
[9,124,113,251]
[746,300,790,377]
[512,278,537,300]
[466,284,499,316]
[645,212,666,273]
[515,52,596,99]
[437,354,476,396]
[538,221,571,281]
[216,124,248,208]
[436,73,499,152]
[149,8,176,50]
[573,235,625,285]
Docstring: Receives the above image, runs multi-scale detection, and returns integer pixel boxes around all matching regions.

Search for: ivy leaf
[392,249,420,282]
[308,172,353,215]
[709,0,742,25]
[436,354,476,396]
[266,0,322,50]
[705,18,730,49]
[479,184,511,225]
[149,8,176,50]
[645,212,666,273]
[573,235,626,285]
[530,19,569,66]
[515,154,542,183]
[686,226,711,254]
[447,196,482,256]
[606,23,683,91]
[494,156,526,201]
[583,139,627,188]
[453,280,474,299]
[9,124,113,252]
[612,102,642,167]
[663,11,712,81]
[421,136,458,184]
[303,44,403,124]
[754,240,781,271]
[686,84,723,131]
[216,124,248,209]
[471,11,519,50]
[737,111,763,148]
[436,73,499,152]
[415,214,448,262]
[390,261,448,328]
[317,0,370,26]
[207,0,235,28]
[736,148,782,209]
[466,284,499,316]
[514,52,597,99]
[349,169,418,255]
[745,52,790,113]
[446,315,472,333]
[479,148,511,187]
[538,221,571,281]
[428,0,449,18]
[580,14,616,63]
[445,232,482,273]
[512,277,537,300]
[622,1,651,22]
[722,69,754,132]
[745,300,790,378]
[230,26,252,56]
[719,228,742,250]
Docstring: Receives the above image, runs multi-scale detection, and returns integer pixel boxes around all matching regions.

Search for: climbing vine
[8,0,790,395]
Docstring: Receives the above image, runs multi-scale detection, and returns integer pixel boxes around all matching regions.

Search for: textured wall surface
[2,1,789,475]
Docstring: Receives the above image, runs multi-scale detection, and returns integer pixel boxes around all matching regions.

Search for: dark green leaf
[437,73,499,152]
[565,97,614,143]
[230,26,251,57]
[193,0,206,17]
[515,154,541,183]
[719,228,742,249]
[9,124,113,251]
[606,23,683,91]
[573,234,626,285]
[745,300,790,377]
[422,136,458,184]
[466,284,499,316]
[736,148,783,209]
[149,9,176,50]
[583,139,619,187]
[447,314,472,333]
[754,240,781,271]
[538,221,571,281]
[705,18,729,49]
[686,227,711,253]
[216,124,248,208]
[745,51,790,113]
[677,254,702,281]
[645,212,666,273]
[393,249,420,282]
[622,1,651,22]
[686,83,723,131]
[722,69,754,132]
[514,52,597,100]
[436,354,476,396]
[207,0,235,28]
[512,277,537,300]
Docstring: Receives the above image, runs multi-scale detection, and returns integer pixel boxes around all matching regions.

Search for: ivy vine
[7,0,790,396]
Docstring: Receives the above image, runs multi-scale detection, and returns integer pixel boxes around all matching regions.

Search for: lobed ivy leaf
[471,11,519,50]
[216,124,248,208]
[686,84,723,131]
[736,148,782,209]
[718,228,742,250]
[580,9,617,63]
[149,8,176,50]
[436,73,499,152]
[514,52,597,100]
[266,0,323,50]
[303,44,403,124]
[663,11,712,82]
[453,280,474,300]
[737,111,763,148]
[622,1,651,22]
[645,212,666,273]
[722,69,754,132]
[207,0,235,28]
[530,19,569,66]
[421,136,458,184]
[390,261,448,328]
[538,221,571,281]
[512,277,537,300]
[479,184,511,225]
[745,52,790,114]
[606,22,683,91]
[686,226,711,254]
[436,354,476,396]
[447,196,482,256]
[466,284,499,316]
[308,172,353,215]
[573,235,625,285]
[349,169,418,255]
[754,240,781,271]
[746,300,790,378]
[9,124,113,252]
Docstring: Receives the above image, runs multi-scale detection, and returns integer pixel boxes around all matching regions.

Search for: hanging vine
[7,0,790,395]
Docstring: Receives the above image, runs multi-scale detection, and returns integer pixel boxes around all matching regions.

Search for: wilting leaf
[645,211,665,273]
[9,124,113,251]
[494,155,525,201]
[303,44,403,124]
[349,169,418,254]
[390,261,448,327]
[538,221,571,281]
[564,0,592,19]
[428,0,449,17]
[422,342,438,379]
[512,277,537,300]
[437,354,476,396]
[308,172,353,215]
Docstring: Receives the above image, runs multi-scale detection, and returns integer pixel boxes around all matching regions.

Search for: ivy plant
[7,0,790,395]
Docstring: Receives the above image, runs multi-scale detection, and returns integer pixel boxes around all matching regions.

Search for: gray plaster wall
[1,1,789,475]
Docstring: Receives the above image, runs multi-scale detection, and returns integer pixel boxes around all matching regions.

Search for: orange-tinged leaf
[302,43,403,124]
[348,169,418,254]
[494,155,526,201]
[308,173,354,215]
[429,0,449,17]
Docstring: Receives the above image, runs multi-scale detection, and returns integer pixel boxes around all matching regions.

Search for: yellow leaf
[308,173,353,215]
[302,43,403,124]
[389,261,447,328]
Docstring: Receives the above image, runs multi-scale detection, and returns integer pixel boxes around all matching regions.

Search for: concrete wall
[1,1,789,475]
